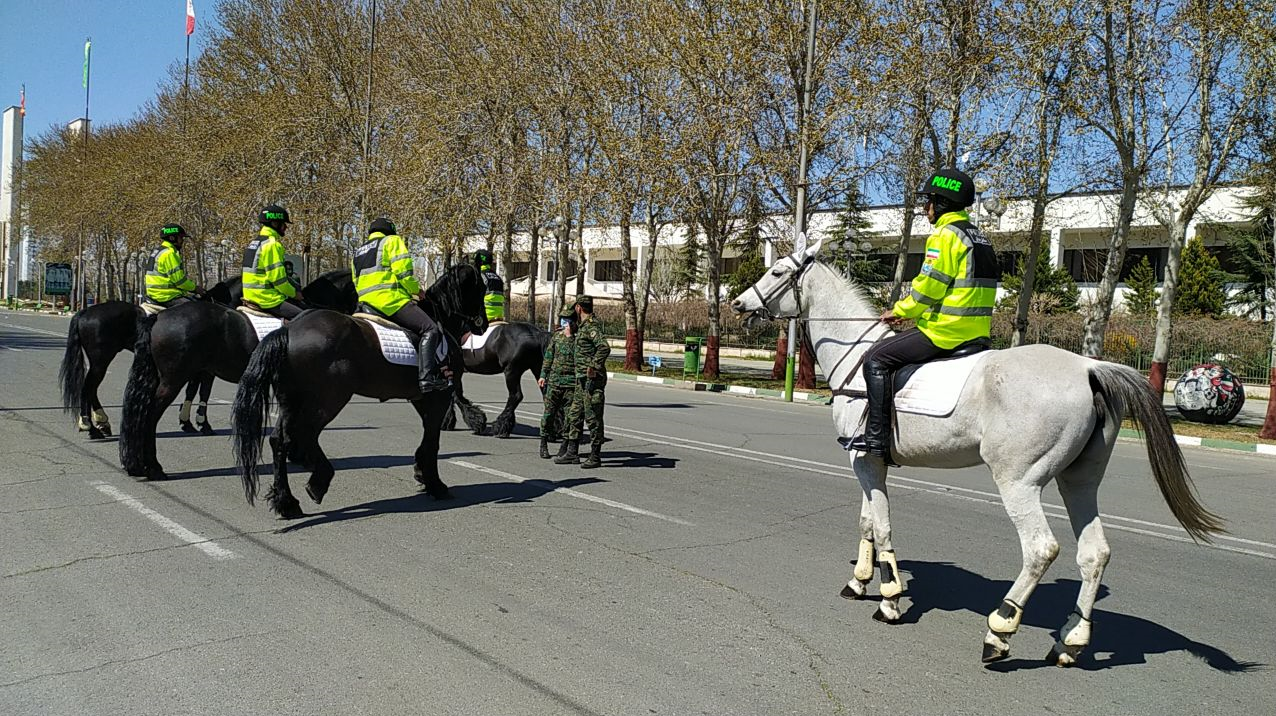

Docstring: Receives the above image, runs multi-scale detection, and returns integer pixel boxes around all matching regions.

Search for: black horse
[444,322,553,438]
[59,277,244,439]
[231,264,488,519]
[118,269,357,479]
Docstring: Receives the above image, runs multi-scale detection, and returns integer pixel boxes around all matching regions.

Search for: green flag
[83,39,91,89]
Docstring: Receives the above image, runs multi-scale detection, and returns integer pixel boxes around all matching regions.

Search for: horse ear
[804,235,823,259]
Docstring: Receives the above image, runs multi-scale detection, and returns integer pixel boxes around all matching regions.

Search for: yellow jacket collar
[259,226,281,240]
[935,210,970,229]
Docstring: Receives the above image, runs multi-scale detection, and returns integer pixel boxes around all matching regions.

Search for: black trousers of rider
[386,301,438,335]
[263,300,304,320]
[863,327,959,372]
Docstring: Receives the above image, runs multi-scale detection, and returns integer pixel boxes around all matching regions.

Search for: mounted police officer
[351,217,450,394]
[538,306,577,459]
[474,249,505,323]
[555,295,609,468]
[848,168,997,462]
[242,204,303,320]
[144,224,202,309]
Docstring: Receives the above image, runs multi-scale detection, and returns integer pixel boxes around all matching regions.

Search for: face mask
[559,318,571,329]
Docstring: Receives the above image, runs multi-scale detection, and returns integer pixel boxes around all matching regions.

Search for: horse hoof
[982,642,1010,663]
[839,579,869,600]
[88,428,106,440]
[305,483,327,505]
[1047,643,1083,667]
[275,498,304,520]
[426,486,453,500]
[180,421,198,434]
[99,426,113,438]
[872,607,901,624]
[143,468,168,482]
[198,423,216,436]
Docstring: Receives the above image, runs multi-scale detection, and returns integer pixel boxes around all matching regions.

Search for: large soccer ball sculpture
[1173,363,1245,424]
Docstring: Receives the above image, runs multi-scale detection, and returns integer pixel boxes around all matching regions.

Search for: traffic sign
[45,263,73,296]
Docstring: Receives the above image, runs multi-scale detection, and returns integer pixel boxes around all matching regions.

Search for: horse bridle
[747,254,814,321]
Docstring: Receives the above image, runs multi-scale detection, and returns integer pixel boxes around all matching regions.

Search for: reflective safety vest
[481,269,505,321]
[241,227,297,309]
[144,240,197,303]
[351,232,420,316]
[891,210,997,349]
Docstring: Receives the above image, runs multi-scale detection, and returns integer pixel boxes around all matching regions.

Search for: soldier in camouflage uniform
[538,307,578,459]
[555,294,610,468]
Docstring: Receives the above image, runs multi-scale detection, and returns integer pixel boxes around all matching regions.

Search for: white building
[1,105,24,299]
[488,185,1261,306]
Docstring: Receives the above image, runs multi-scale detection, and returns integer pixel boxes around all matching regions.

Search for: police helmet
[259,204,291,226]
[160,223,187,241]
[473,250,495,270]
[916,168,975,209]
[369,217,396,236]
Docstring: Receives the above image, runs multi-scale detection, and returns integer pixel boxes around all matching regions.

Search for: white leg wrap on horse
[853,539,875,581]
[878,551,903,598]
[179,401,192,422]
[987,599,1023,635]
[195,401,208,425]
[91,408,110,428]
[77,415,91,431]
[1061,611,1091,647]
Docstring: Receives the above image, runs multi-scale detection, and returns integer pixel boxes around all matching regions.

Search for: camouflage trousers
[540,382,574,439]
[565,378,605,448]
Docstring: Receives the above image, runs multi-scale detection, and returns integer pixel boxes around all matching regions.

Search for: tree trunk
[618,208,641,371]
[704,231,722,380]
[1150,217,1188,392]
[889,192,917,304]
[554,210,570,318]
[635,209,661,368]
[1081,179,1140,358]
[574,202,586,297]
[501,213,514,316]
[1011,194,1050,347]
[1262,222,1276,440]
[527,225,539,327]
[772,331,787,379]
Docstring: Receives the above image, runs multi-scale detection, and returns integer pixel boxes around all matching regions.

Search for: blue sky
[0,1,220,141]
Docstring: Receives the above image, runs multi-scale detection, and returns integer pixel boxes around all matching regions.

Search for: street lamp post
[219,238,233,280]
[132,250,147,305]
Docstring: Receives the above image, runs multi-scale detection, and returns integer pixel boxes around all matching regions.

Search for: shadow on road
[0,334,66,351]
[156,451,488,481]
[898,560,1264,673]
[277,475,606,533]
[597,450,678,469]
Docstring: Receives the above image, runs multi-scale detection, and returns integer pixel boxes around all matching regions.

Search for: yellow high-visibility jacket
[144,240,197,303]
[242,226,297,309]
[892,211,998,349]
[351,232,421,315]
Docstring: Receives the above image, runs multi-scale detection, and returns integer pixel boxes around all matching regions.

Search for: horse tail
[59,310,86,412]
[1089,361,1225,542]
[232,328,289,504]
[119,314,159,475]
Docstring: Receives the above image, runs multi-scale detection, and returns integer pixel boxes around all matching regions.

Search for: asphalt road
[2,309,1273,716]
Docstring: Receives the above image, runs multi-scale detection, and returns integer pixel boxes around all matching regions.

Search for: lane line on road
[0,321,68,337]
[501,405,1276,560]
[90,481,238,560]
[450,459,693,526]
[0,345,24,351]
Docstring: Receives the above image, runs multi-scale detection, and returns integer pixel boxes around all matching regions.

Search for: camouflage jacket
[540,331,577,386]
[572,316,610,380]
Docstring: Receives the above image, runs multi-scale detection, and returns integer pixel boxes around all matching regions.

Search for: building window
[1122,248,1167,281]
[1064,249,1108,283]
[995,250,1023,279]
[507,261,530,280]
[594,259,624,282]
[721,256,744,275]
[545,259,579,282]
[903,252,925,280]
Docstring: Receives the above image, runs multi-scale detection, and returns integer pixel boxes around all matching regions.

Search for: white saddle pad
[462,323,501,351]
[893,352,991,417]
[358,319,446,367]
[243,313,283,342]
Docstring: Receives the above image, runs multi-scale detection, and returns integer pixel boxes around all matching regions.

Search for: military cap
[574,294,593,309]
[559,306,576,319]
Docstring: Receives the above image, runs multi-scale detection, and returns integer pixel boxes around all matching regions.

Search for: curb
[606,370,829,403]
[1117,427,1276,457]
[607,370,1276,458]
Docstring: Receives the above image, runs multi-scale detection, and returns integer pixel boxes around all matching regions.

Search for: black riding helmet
[259,204,291,227]
[369,217,396,235]
[160,223,186,242]
[473,250,495,270]
[916,168,975,213]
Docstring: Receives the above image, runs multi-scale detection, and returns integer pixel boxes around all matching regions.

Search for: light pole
[132,250,147,304]
[219,238,233,280]
[785,0,819,402]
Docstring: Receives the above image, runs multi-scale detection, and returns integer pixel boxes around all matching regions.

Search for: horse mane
[422,264,481,318]
[810,259,877,318]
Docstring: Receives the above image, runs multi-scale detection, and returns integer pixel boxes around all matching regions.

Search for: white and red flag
[186,0,196,36]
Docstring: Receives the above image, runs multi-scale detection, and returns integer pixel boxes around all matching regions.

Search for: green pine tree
[1174,237,1227,317]
[675,219,704,298]
[826,187,878,281]
[998,242,1080,314]
[1124,255,1159,316]
[725,252,768,299]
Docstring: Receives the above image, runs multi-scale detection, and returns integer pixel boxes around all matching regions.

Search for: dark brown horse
[230,264,488,519]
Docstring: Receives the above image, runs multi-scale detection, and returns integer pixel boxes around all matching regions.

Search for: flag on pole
[186,0,196,36]
[19,85,25,116]
[83,39,91,88]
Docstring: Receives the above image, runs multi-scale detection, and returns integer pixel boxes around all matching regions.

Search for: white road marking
[90,481,237,560]
[0,345,23,351]
[449,459,693,526]
[0,321,67,337]
[500,404,1276,560]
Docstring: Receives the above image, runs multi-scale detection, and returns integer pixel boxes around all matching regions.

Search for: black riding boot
[417,329,451,394]
[539,437,551,459]
[554,440,580,465]
[848,364,895,464]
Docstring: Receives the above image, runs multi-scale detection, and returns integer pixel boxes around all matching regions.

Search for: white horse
[729,239,1224,665]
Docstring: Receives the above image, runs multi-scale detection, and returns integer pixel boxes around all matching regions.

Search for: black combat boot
[417,328,451,394]
[539,437,551,459]
[554,439,570,459]
[553,440,580,465]
[581,444,602,469]
[847,364,896,465]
